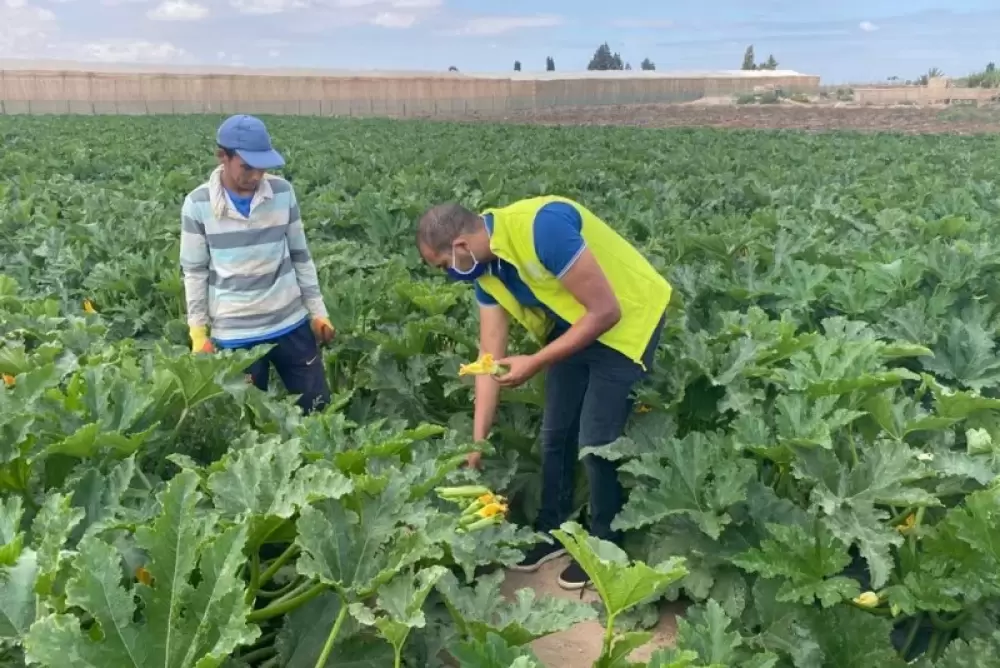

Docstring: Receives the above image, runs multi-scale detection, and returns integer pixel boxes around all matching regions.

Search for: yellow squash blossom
[478,492,505,506]
[896,514,916,534]
[476,502,508,519]
[135,566,154,586]
[458,353,502,377]
[83,299,97,314]
[854,591,879,608]
[2,374,14,387]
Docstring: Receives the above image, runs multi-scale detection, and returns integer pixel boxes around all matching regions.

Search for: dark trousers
[535,314,664,545]
[240,321,331,415]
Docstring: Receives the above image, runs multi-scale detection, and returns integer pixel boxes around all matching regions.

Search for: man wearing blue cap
[179,114,335,414]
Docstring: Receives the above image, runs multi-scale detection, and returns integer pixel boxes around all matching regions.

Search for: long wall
[0,68,820,116]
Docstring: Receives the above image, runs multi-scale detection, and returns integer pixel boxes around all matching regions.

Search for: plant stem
[933,629,953,660]
[602,612,617,660]
[251,631,278,648]
[314,602,349,668]
[239,645,276,664]
[257,577,306,600]
[259,544,300,587]
[248,582,327,623]
[847,424,859,467]
[271,580,315,606]
[907,506,926,562]
[899,613,923,660]
[246,551,261,603]
[926,629,942,659]
[930,608,971,630]
[394,647,403,668]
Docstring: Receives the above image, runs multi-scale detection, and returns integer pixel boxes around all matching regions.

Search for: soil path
[498,554,684,667]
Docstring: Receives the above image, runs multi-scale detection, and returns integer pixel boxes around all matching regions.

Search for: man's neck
[219,169,255,198]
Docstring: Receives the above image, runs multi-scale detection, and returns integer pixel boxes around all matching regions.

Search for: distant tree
[740,46,779,71]
[546,56,555,71]
[967,61,1000,88]
[625,62,632,70]
[917,66,943,85]
[514,60,521,71]
[640,57,655,70]
[448,66,458,71]
[587,42,625,70]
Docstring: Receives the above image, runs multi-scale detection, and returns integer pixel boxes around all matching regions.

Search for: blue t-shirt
[226,188,253,218]
[474,201,586,330]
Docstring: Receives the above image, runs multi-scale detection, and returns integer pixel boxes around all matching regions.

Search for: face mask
[446,245,488,281]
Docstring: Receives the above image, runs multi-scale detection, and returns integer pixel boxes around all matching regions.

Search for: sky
[2,0,999,83]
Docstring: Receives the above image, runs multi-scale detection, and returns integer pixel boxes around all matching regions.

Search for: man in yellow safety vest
[416,195,671,590]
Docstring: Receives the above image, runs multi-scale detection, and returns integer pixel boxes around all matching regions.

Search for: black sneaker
[557,560,590,591]
[508,541,567,573]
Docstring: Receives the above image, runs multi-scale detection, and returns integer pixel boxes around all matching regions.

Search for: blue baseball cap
[216,114,285,170]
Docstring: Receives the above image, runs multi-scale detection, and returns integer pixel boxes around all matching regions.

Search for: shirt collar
[209,166,274,219]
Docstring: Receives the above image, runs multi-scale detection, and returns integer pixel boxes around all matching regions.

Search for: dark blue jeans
[535,314,664,545]
[240,320,331,415]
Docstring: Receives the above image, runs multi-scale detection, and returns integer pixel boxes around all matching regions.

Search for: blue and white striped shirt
[179,166,328,347]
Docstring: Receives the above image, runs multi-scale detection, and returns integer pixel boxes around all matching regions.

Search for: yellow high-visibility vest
[476,195,671,368]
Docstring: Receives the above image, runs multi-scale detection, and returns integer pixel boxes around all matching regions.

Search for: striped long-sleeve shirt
[179,166,328,347]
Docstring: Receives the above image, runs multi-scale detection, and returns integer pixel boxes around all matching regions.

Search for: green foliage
[588,42,625,70]
[740,45,779,71]
[3,115,1000,666]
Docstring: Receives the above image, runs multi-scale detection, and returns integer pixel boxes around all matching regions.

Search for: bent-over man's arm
[474,298,509,442]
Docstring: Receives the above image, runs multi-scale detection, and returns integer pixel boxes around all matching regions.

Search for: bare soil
[497,554,685,667]
[432,100,1000,135]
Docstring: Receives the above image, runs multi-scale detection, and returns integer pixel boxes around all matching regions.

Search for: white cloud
[268,48,279,57]
[389,0,439,7]
[372,11,416,27]
[148,0,208,20]
[860,20,878,31]
[230,0,302,14]
[0,0,57,57]
[444,14,563,36]
[613,18,674,29]
[79,38,191,63]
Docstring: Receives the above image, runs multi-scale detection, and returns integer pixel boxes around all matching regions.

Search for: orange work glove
[189,325,215,353]
[311,316,335,345]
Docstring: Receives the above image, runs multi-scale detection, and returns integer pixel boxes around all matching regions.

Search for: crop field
[3,112,1000,668]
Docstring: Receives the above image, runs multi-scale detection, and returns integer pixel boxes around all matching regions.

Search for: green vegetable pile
[2,115,1000,667]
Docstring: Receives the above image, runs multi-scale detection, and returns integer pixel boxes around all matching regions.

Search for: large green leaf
[608,431,755,539]
[23,470,258,668]
[434,569,597,646]
[206,433,352,547]
[0,549,38,643]
[294,474,440,599]
[551,522,687,620]
[731,521,859,607]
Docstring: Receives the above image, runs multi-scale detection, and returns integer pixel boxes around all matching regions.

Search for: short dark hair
[416,203,480,253]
